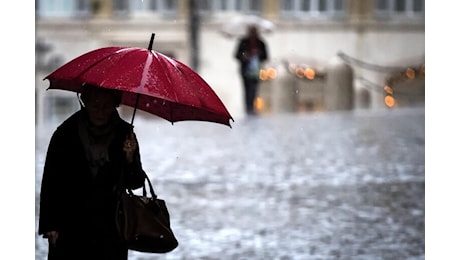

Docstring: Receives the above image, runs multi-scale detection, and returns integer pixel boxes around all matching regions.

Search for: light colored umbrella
[220,14,275,38]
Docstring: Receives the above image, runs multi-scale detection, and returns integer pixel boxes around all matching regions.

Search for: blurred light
[420,64,425,75]
[405,68,415,79]
[304,68,315,80]
[259,69,268,80]
[385,95,395,108]
[288,63,297,73]
[295,67,304,78]
[259,68,277,81]
[384,85,393,94]
[267,68,277,79]
[254,97,265,111]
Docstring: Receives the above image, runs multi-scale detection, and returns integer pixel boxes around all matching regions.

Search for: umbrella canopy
[44,34,233,127]
[220,14,275,38]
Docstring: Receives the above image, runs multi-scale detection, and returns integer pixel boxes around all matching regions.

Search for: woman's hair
[80,83,123,107]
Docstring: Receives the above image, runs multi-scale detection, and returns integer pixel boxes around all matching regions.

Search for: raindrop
[146,103,150,108]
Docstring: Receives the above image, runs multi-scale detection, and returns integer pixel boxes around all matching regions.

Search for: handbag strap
[119,167,157,199]
[131,171,157,199]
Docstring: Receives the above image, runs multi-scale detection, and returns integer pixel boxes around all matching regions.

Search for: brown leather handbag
[116,173,178,253]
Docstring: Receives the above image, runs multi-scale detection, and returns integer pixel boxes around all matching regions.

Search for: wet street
[35,107,425,260]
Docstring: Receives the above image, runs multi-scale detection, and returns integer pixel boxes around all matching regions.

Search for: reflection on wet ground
[35,107,424,259]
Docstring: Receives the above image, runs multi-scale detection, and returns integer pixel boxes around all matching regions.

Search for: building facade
[36,0,425,125]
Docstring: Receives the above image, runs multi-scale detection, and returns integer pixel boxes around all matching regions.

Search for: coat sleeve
[38,129,65,236]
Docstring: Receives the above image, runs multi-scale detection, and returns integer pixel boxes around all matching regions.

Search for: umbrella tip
[148,33,156,51]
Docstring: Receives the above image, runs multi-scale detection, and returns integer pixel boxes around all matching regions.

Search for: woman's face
[84,91,118,126]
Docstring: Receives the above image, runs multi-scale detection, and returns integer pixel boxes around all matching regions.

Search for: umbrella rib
[153,52,181,105]
[77,51,122,83]
[158,54,211,110]
[79,48,136,87]
[154,52,232,125]
[176,59,231,117]
[156,52,222,116]
[139,53,154,91]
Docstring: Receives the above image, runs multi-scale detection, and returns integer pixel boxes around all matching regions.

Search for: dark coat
[234,36,268,77]
[38,109,146,260]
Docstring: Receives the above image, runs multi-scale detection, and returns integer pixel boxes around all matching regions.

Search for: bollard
[356,87,371,109]
[271,74,297,113]
[325,56,354,111]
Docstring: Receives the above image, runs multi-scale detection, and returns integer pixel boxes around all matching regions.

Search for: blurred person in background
[234,25,269,116]
[38,84,146,259]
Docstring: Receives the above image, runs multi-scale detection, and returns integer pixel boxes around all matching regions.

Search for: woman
[38,84,146,259]
[234,25,269,115]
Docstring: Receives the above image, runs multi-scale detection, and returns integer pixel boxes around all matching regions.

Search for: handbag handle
[126,171,157,199]
[118,161,157,199]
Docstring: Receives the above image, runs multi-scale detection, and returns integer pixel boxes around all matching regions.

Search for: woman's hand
[123,131,138,163]
[46,231,59,247]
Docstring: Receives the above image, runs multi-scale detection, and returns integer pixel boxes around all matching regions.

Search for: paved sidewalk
[35,107,425,260]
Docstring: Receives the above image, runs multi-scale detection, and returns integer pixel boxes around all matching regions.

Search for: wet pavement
[35,107,425,260]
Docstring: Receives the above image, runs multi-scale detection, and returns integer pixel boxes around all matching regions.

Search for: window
[376,0,388,10]
[333,0,344,11]
[117,0,178,17]
[413,0,423,12]
[374,0,424,17]
[193,0,262,16]
[219,0,230,10]
[395,0,406,12]
[197,0,214,15]
[319,0,327,12]
[36,0,90,17]
[163,0,176,12]
[75,0,90,16]
[282,0,295,11]
[113,0,129,15]
[280,0,347,18]
[300,0,311,12]
[248,0,262,13]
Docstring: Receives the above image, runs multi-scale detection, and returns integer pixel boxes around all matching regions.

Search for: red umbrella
[44,33,233,127]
